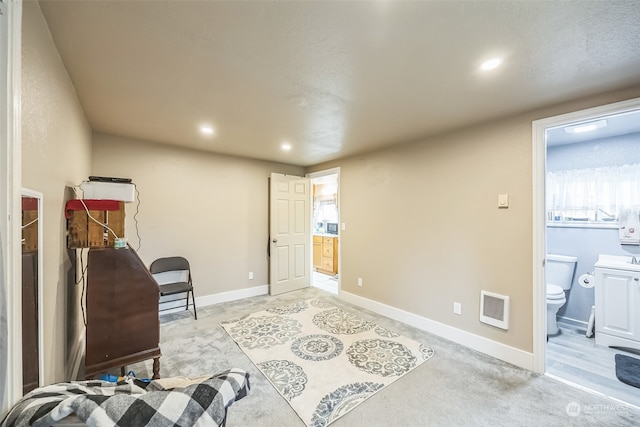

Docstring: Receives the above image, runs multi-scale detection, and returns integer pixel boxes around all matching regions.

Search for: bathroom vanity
[594,255,640,351]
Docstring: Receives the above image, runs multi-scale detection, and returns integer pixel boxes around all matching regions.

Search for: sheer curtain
[547,163,640,218]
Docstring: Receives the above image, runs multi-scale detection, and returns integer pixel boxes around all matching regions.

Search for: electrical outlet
[357,278,363,287]
[453,302,462,315]
[249,272,254,280]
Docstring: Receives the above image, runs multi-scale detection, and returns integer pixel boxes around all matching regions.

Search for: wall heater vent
[480,290,510,330]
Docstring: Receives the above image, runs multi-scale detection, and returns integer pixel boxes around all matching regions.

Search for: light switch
[341,222,346,231]
[498,193,509,208]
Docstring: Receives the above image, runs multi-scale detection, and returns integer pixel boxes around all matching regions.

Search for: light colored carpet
[220,298,433,426]
[127,287,640,426]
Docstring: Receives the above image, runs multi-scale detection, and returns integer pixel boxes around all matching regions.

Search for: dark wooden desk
[85,246,161,379]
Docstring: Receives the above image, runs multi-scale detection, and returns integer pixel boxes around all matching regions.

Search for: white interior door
[269,173,310,296]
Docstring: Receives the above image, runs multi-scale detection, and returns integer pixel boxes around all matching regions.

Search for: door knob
[272,238,278,243]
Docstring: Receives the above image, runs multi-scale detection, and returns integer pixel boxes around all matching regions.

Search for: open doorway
[533,97,640,408]
[307,168,340,295]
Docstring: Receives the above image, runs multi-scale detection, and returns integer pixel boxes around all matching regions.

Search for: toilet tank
[547,254,578,290]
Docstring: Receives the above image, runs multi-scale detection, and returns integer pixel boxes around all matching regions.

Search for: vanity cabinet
[595,267,640,350]
[313,235,338,275]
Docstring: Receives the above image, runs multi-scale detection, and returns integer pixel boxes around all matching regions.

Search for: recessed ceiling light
[564,119,607,134]
[200,125,215,136]
[480,57,502,71]
[281,142,292,151]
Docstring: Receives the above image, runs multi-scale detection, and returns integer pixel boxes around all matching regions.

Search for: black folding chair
[150,256,198,319]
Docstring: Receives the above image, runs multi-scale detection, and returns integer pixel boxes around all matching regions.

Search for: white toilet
[546,254,578,336]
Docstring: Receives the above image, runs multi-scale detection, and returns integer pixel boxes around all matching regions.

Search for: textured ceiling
[38,0,640,166]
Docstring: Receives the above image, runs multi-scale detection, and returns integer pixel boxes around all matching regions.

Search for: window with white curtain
[547,163,640,223]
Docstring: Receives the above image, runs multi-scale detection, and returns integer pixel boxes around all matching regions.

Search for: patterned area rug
[220,298,434,427]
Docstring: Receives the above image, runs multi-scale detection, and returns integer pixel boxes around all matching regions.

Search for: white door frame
[306,167,341,293]
[1,0,23,415]
[531,96,640,374]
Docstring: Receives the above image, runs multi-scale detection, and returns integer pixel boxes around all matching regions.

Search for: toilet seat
[546,284,565,300]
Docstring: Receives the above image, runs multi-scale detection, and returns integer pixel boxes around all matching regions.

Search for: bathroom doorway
[533,97,640,408]
[307,168,340,295]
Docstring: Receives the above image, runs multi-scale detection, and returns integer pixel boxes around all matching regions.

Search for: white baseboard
[557,316,588,329]
[339,291,534,370]
[160,285,269,316]
[197,285,269,306]
[67,330,85,381]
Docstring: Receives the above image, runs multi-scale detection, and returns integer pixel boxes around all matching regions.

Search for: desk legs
[152,357,160,379]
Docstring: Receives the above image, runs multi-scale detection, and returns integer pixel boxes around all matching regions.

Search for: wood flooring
[547,322,640,408]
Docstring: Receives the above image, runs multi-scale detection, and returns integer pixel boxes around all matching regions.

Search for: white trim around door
[1,0,23,416]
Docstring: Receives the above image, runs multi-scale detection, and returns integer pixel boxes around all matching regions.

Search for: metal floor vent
[480,290,510,330]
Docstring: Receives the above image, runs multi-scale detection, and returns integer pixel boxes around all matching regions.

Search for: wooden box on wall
[66,200,125,249]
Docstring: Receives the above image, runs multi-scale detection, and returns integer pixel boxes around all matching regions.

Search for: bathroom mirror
[21,188,43,394]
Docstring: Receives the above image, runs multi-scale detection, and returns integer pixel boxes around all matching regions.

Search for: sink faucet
[633,256,640,265]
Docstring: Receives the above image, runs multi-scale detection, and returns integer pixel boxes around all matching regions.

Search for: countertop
[313,233,339,238]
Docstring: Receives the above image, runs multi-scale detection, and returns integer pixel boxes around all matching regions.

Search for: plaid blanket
[1,368,249,427]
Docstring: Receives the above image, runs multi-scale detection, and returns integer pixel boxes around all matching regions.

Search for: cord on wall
[72,185,120,240]
[76,248,88,327]
[133,184,142,251]
[21,217,38,229]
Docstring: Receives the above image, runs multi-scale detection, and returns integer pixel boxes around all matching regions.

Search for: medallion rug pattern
[221,298,434,427]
